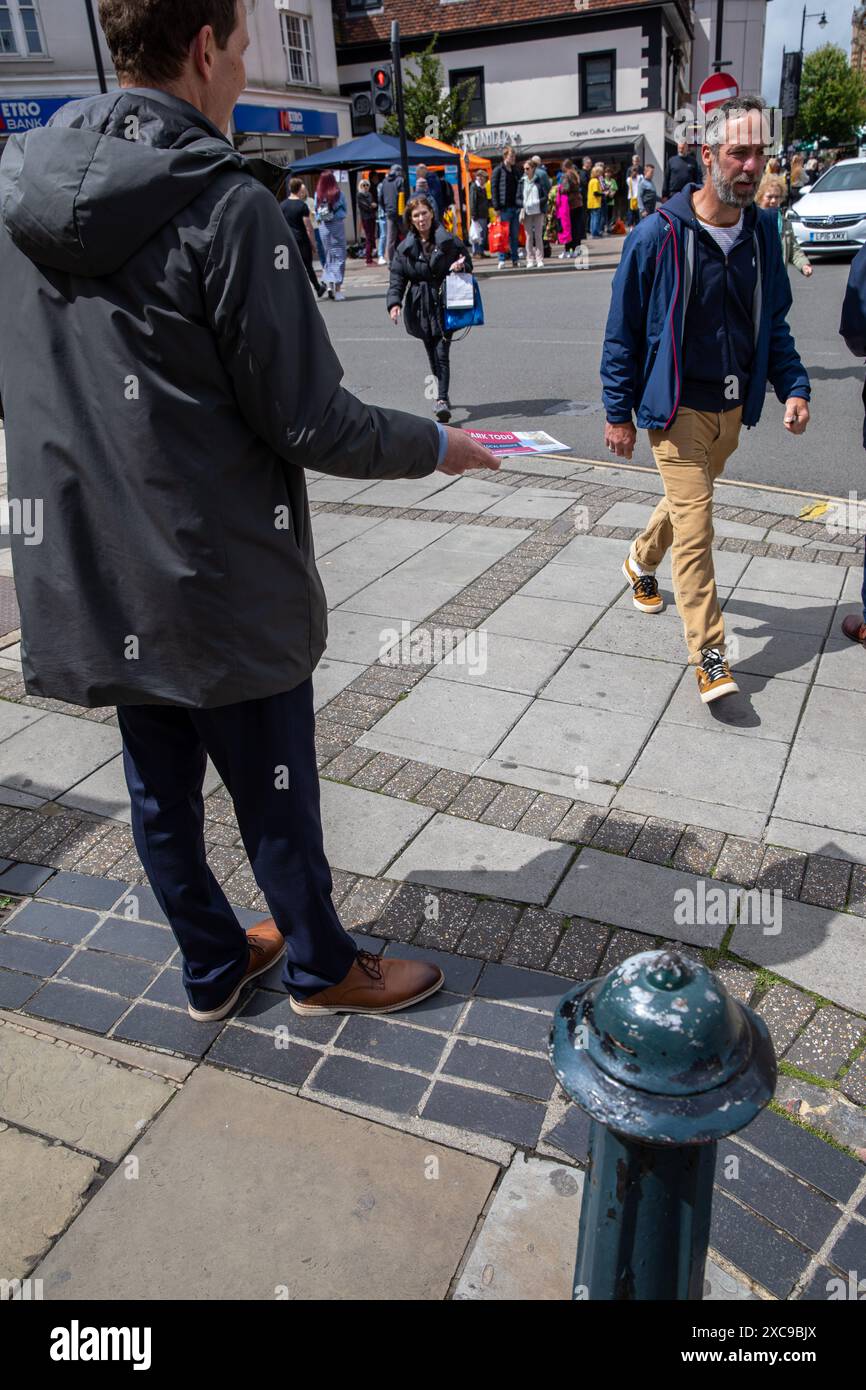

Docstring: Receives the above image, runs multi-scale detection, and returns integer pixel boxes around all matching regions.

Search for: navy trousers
[116,680,358,1011]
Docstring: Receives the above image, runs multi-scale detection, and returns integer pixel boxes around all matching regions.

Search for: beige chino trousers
[634,406,743,664]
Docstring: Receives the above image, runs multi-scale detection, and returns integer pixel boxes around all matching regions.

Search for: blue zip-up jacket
[601,185,810,430]
[839,242,866,448]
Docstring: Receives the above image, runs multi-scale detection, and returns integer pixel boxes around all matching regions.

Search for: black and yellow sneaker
[696,647,738,704]
[622,548,665,613]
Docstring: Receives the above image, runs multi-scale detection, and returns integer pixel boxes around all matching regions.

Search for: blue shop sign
[0,95,78,134]
[233,103,338,137]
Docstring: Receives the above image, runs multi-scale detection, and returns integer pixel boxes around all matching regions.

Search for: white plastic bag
[445,272,474,308]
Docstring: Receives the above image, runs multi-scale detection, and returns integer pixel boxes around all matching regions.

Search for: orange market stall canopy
[416,137,492,238]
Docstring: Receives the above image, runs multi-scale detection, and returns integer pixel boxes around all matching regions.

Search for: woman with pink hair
[314,170,348,300]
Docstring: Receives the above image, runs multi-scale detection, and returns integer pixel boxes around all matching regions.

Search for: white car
[787,157,866,256]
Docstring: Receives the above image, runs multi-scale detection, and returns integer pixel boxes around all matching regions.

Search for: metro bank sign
[0,97,77,133]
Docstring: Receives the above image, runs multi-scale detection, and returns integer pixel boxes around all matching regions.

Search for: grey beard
[710,156,756,207]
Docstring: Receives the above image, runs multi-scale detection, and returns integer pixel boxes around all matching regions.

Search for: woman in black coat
[386,194,472,423]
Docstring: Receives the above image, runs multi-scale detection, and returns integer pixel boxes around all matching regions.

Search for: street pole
[391,20,410,202]
[83,0,108,94]
[712,0,725,71]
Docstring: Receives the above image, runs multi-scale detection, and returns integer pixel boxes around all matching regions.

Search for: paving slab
[773,742,866,838]
[730,899,866,1014]
[580,605,696,663]
[551,532,647,568]
[476,754,616,807]
[725,624,822,683]
[59,753,221,822]
[358,678,531,775]
[540,647,682,720]
[519,561,627,607]
[0,701,49,743]
[660,668,807,744]
[597,501,762,543]
[738,556,844,601]
[763,818,866,865]
[344,474,457,509]
[305,475,382,502]
[483,488,577,520]
[0,714,120,802]
[387,812,573,904]
[320,609,407,666]
[482,594,603,646]
[428,631,570,696]
[311,512,382,557]
[33,1065,498,1300]
[815,614,866,693]
[0,1125,99,1280]
[491,698,654,789]
[723,588,836,637]
[796,684,865,755]
[312,656,367,711]
[454,1153,583,1300]
[319,780,433,876]
[625,723,788,821]
[0,1008,194,1082]
[0,1021,174,1160]
[409,478,509,513]
[550,847,730,947]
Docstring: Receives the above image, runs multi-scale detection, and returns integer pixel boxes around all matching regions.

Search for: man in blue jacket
[839,243,866,646]
[601,97,810,703]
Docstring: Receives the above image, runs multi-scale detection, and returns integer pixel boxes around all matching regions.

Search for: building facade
[853,4,866,76]
[333,0,695,184]
[0,0,350,162]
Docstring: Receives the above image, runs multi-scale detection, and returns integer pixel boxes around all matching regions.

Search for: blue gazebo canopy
[289,132,438,173]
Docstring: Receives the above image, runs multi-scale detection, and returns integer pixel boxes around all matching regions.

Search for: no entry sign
[697,71,740,112]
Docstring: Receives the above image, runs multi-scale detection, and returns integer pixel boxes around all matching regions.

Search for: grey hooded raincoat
[0,89,439,709]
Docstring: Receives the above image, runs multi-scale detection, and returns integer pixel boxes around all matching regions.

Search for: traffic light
[351,90,373,121]
[371,66,393,116]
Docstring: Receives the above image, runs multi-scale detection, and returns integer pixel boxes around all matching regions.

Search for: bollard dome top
[549,949,776,1145]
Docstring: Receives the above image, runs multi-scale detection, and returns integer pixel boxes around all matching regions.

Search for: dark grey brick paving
[338,877,395,932]
[544,1105,592,1163]
[113,885,168,925]
[448,777,502,820]
[335,1015,446,1072]
[715,1142,840,1252]
[480,784,536,830]
[5,900,100,945]
[442,1038,555,1101]
[237,988,344,1043]
[23,981,129,1034]
[475,961,572,1012]
[309,1054,428,1115]
[515,793,572,838]
[0,967,40,1008]
[208,1026,321,1087]
[827,1219,866,1276]
[412,891,476,951]
[113,1003,222,1057]
[630,817,683,866]
[459,998,550,1054]
[739,1107,863,1203]
[757,846,808,898]
[36,871,126,911]
[847,864,866,917]
[600,928,656,973]
[59,951,159,999]
[0,862,55,895]
[412,768,470,810]
[672,827,725,875]
[142,968,189,1009]
[551,803,607,845]
[840,1050,866,1105]
[709,1191,809,1298]
[713,961,756,1003]
[379,759,437,801]
[0,933,71,977]
[797,1266,849,1301]
[422,1080,545,1148]
[374,881,429,943]
[88,917,176,964]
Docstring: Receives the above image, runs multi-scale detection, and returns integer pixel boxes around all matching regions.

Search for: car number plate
[810,230,846,241]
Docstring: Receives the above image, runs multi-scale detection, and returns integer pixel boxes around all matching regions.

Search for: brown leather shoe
[187,918,286,1022]
[290,950,444,1016]
[841,615,866,645]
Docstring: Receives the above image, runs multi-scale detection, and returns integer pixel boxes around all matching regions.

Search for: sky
[761,0,855,103]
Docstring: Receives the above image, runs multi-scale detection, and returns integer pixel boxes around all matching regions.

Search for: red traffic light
[372,68,390,89]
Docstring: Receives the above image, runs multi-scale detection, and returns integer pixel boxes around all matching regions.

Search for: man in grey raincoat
[0,0,495,1022]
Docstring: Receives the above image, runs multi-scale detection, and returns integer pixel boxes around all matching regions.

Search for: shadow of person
[720,593,838,693]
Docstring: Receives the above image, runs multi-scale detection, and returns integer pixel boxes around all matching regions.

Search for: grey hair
[704,95,767,147]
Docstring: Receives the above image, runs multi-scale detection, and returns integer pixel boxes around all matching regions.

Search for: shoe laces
[700,648,728,683]
[356,949,384,981]
[634,572,659,599]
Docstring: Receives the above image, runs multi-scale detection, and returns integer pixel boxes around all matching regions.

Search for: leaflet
[465,429,570,458]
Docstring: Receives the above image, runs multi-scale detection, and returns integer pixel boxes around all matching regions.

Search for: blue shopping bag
[443,275,484,332]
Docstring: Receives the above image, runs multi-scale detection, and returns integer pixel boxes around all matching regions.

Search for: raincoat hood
[0,88,278,276]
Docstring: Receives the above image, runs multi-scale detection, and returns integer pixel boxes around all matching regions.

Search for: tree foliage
[383,36,475,145]
[797,44,866,147]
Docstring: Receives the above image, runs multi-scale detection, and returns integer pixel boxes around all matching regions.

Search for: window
[280,12,314,86]
[580,51,615,114]
[0,1,44,56]
[449,67,485,128]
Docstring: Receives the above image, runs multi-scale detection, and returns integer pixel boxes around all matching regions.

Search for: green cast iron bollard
[549,948,776,1300]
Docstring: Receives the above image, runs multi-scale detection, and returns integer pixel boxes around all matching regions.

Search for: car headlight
[786,207,803,222]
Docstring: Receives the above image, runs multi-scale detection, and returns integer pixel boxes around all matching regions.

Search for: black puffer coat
[386,224,472,341]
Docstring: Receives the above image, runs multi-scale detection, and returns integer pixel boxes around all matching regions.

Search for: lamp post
[83,0,108,94]
[783,8,828,154]
[800,5,828,54]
